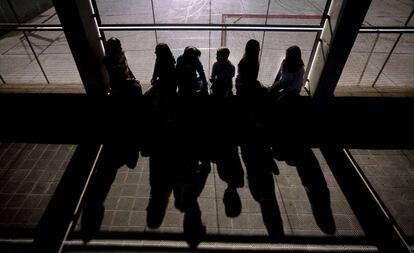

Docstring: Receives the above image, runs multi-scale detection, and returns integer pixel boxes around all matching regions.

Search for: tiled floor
[2,141,413,252]
[0,143,75,233]
[68,148,363,238]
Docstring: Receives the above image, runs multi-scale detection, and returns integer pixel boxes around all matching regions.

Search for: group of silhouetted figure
[103,37,305,103]
[80,38,335,249]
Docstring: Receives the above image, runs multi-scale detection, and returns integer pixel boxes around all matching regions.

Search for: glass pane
[0,29,84,88]
[213,0,326,25]
[35,31,83,85]
[211,0,268,25]
[0,31,47,85]
[95,0,327,25]
[0,0,58,25]
[0,143,76,236]
[268,0,326,25]
[154,0,211,24]
[363,0,414,27]
[96,0,153,24]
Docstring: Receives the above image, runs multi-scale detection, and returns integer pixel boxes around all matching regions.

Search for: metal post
[259,0,270,64]
[304,0,332,94]
[208,0,212,78]
[151,0,158,45]
[90,0,107,46]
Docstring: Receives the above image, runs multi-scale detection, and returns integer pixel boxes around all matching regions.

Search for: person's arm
[210,62,218,82]
[290,67,305,93]
[274,60,283,83]
[151,61,159,85]
[196,58,208,91]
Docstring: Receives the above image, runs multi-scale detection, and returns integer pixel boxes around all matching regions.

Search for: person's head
[216,47,230,62]
[195,47,201,57]
[283,45,304,72]
[183,46,198,61]
[155,43,175,63]
[105,37,123,56]
[244,39,260,59]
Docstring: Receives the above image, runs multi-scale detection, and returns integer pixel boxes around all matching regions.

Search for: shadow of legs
[297,148,336,234]
[242,143,284,239]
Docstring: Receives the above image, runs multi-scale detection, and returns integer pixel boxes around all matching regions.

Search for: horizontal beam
[1,24,413,33]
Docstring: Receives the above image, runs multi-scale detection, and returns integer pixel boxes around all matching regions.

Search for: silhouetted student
[149,43,177,108]
[103,37,141,161]
[143,43,177,149]
[175,46,211,170]
[235,39,266,98]
[104,37,142,97]
[269,45,304,102]
[208,48,244,217]
[235,39,267,127]
[210,47,235,98]
[176,46,209,97]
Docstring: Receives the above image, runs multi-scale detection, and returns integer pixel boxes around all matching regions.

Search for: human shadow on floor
[80,143,140,243]
[240,142,284,239]
[272,144,336,234]
[214,143,245,218]
[144,109,210,249]
[147,146,210,249]
[209,95,245,218]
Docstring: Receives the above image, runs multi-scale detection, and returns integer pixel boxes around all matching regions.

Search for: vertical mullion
[259,0,270,64]
[151,0,158,45]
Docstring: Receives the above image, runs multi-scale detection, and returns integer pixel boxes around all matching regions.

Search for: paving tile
[1,141,413,250]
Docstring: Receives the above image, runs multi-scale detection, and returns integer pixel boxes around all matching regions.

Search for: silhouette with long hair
[269,45,305,102]
[104,37,142,97]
